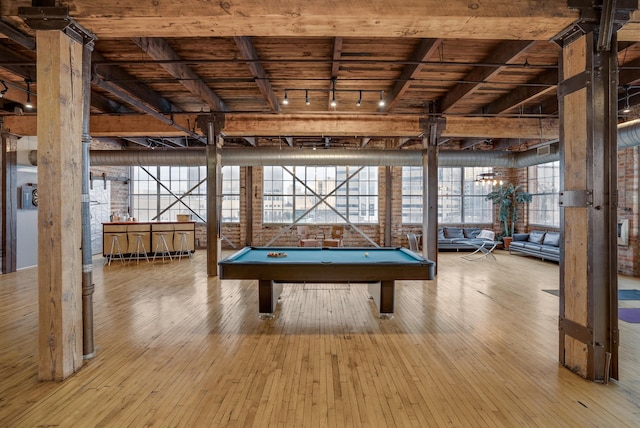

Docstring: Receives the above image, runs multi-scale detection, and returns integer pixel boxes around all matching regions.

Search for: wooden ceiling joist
[233,36,280,112]
[131,37,228,112]
[4,113,560,140]
[482,69,558,115]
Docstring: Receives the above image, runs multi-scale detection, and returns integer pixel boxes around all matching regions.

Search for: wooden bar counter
[102,221,196,257]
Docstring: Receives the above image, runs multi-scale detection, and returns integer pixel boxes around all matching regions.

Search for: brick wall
[617,146,639,276]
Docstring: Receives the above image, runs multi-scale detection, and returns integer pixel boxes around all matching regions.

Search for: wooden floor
[1,250,640,427]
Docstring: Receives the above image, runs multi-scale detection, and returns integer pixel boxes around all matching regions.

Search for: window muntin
[528,161,560,227]
[263,166,378,224]
[131,165,240,223]
[402,166,493,224]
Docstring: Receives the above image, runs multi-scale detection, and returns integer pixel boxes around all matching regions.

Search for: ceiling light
[623,85,631,113]
[0,80,7,98]
[475,172,502,185]
[356,90,362,107]
[378,91,385,107]
[331,89,337,107]
[24,79,33,109]
[305,89,310,106]
[282,90,289,105]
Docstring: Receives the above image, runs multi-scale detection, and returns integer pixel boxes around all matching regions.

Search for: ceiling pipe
[26,119,640,168]
[83,146,548,167]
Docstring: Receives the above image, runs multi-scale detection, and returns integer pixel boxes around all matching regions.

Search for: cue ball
[364,252,369,257]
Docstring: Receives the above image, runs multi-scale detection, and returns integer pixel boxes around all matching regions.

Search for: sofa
[509,230,560,262]
[438,227,497,251]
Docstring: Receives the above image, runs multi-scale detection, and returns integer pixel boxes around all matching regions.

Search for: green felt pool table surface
[219,247,435,318]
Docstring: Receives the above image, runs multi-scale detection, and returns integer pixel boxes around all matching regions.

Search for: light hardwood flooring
[1,250,639,427]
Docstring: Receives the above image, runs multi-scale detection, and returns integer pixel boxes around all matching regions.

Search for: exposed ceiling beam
[0,43,36,81]
[439,40,538,113]
[92,51,180,114]
[233,36,280,112]
[482,69,558,115]
[4,113,560,140]
[0,1,579,40]
[90,91,131,114]
[396,137,411,148]
[131,37,228,112]
[382,38,442,112]
[0,20,36,51]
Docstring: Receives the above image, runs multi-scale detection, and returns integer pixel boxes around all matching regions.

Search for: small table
[456,239,499,261]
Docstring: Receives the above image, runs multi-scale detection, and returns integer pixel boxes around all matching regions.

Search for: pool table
[218,246,435,318]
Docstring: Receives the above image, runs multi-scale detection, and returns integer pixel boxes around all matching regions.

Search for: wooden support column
[35,30,85,380]
[557,30,619,381]
[1,131,18,274]
[198,114,224,276]
[421,117,439,273]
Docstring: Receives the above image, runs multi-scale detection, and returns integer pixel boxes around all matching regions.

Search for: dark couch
[509,230,560,262]
[438,227,496,251]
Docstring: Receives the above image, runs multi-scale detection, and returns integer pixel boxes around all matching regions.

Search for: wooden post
[36,29,85,380]
[421,117,439,273]
[1,131,18,274]
[557,31,619,381]
[198,114,224,276]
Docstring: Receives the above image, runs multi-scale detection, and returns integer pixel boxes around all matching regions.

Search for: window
[131,165,240,223]
[263,166,378,224]
[528,161,560,227]
[401,166,493,224]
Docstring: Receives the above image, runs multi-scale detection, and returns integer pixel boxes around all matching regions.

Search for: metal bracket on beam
[559,190,593,207]
[557,71,591,98]
[559,316,594,344]
[196,113,226,138]
[18,6,97,45]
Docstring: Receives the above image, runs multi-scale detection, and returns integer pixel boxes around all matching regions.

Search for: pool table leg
[258,280,283,319]
[368,280,394,318]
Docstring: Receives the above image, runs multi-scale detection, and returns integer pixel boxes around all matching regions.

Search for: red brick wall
[617,146,639,276]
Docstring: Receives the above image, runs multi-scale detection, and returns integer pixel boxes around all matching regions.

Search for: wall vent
[537,145,551,156]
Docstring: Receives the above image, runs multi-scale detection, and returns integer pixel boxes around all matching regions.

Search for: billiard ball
[364,252,369,257]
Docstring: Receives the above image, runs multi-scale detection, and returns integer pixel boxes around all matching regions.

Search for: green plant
[485,183,532,238]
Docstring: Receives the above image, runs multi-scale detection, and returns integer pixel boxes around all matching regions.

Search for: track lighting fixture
[0,80,7,98]
[24,79,33,109]
[623,85,631,113]
[281,80,386,109]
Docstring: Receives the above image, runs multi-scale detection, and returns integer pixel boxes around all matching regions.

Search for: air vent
[537,145,551,156]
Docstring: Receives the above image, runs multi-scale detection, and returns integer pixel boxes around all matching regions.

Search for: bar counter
[102,221,196,257]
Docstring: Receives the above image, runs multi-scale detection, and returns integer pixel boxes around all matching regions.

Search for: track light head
[378,91,385,107]
[24,79,33,109]
[331,89,337,107]
[623,85,631,113]
[282,89,289,105]
[356,90,362,107]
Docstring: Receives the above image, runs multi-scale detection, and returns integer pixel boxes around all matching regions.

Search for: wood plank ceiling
[0,1,639,151]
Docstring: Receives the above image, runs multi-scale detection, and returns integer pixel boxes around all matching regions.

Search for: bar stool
[153,232,173,263]
[129,232,150,264]
[105,233,125,266]
[175,231,192,261]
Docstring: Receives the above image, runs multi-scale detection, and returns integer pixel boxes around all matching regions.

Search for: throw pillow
[542,231,560,247]
[528,230,546,244]
[464,228,481,238]
[444,227,464,239]
[438,228,445,239]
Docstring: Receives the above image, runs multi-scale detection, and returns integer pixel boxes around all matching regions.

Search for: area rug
[619,308,640,323]
[542,289,640,300]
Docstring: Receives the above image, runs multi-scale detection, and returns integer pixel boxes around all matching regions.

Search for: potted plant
[485,183,532,249]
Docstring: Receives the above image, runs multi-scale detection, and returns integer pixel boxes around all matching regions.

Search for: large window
[528,161,560,227]
[132,165,240,222]
[402,166,493,224]
[263,166,378,224]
